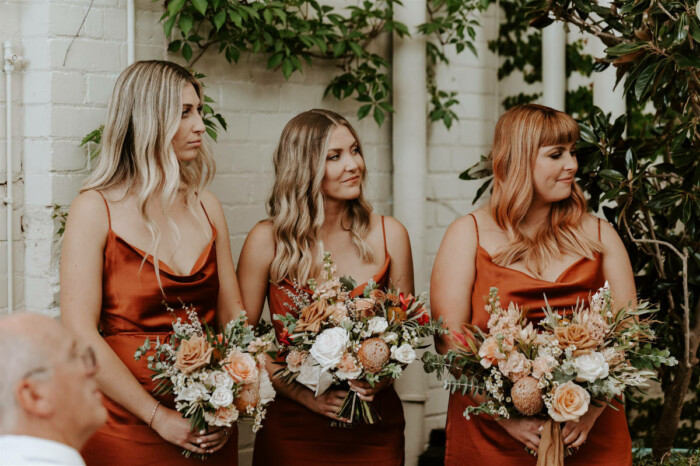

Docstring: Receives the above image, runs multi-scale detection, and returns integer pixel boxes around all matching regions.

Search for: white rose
[573,352,609,383]
[209,387,234,408]
[206,371,234,390]
[296,355,334,396]
[382,332,398,344]
[176,382,208,402]
[258,369,276,405]
[309,327,349,369]
[391,343,416,364]
[367,317,389,335]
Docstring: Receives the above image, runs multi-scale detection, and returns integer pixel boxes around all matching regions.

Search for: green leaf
[348,41,363,57]
[281,58,293,79]
[182,42,193,62]
[192,0,208,16]
[267,52,284,69]
[167,0,186,17]
[605,42,646,56]
[179,14,194,36]
[213,10,226,31]
[163,15,177,37]
[357,104,372,119]
[598,169,625,181]
[634,63,656,100]
[333,40,347,58]
[373,106,385,126]
[671,53,700,69]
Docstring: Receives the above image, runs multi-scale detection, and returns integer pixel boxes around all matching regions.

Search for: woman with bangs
[60,61,242,464]
[431,104,634,465]
[237,109,412,465]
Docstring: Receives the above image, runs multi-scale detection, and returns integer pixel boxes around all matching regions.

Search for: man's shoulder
[0,435,85,466]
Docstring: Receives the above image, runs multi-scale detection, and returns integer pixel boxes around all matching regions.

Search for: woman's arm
[60,191,223,455]
[201,190,244,326]
[430,214,479,354]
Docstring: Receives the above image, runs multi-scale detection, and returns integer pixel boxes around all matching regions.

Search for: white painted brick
[134,8,166,44]
[51,38,124,72]
[51,141,89,171]
[428,146,452,172]
[0,2,22,37]
[22,140,52,174]
[224,205,266,236]
[22,71,52,104]
[0,209,23,241]
[212,112,250,142]
[248,114,292,141]
[134,43,164,62]
[220,82,280,113]
[51,106,106,139]
[277,84,326,111]
[24,276,54,309]
[86,73,117,105]
[249,173,273,204]
[425,387,450,416]
[51,71,85,104]
[101,7,127,41]
[49,3,103,38]
[51,173,85,205]
[23,104,52,138]
[209,175,251,205]
[21,37,53,70]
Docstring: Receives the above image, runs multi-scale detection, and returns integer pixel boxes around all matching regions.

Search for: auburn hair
[489,104,602,278]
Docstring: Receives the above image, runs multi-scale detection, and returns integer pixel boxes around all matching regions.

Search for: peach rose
[532,354,557,379]
[222,349,259,384]
[204,405,239,427]
[497,351,531,382]
[354,298,376,319]
[555,324,597,356]
[478,336,506,369]
[174,335,214,374]
[548,381,590,422]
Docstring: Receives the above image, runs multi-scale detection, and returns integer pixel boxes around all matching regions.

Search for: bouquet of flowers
[134,304,276,458]
[423,283,677,465]
[275,253,446,426]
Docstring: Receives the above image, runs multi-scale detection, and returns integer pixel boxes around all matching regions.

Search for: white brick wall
[1,0,506,463]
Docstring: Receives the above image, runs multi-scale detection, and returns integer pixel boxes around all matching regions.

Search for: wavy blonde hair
[82,60,214,286]
[489,104,602,278]
[268,109,373,284]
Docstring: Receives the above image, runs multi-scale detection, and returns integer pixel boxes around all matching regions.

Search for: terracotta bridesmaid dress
[253,216,405,466]
[81,192,238,466]
[444,214,632,466]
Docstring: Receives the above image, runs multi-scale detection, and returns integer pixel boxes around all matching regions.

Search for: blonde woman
[60,61,242,465]
[431,104,635,465]
[237,109,413,465]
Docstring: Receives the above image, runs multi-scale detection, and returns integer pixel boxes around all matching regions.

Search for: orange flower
[174,335,214,374]
[222,349,259,384]
[555,324,597,356]
[387,306,407,324]
[548,381,590,422]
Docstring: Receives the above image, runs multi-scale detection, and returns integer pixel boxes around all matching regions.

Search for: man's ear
[15,379,54,418]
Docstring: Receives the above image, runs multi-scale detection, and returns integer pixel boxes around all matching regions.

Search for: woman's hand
[151,406,233,454]
[348,378,392,402]
[498,417,546,452]
[562,404,604,448]
[299,387,351,422]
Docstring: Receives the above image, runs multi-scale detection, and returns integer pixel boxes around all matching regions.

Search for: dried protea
[357,338,391,374]
[234,382,259,411]
[511,376,543,416]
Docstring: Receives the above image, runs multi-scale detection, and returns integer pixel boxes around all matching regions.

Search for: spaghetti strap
[96,191,112,229]
[597,217,602,241]
[199,201,214,228]
[381,216,388,258]
[468,213,480,245]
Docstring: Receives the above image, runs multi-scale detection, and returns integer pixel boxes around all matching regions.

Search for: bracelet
[147,401,161,428]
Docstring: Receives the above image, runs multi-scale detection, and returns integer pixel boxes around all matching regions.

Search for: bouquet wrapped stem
[332,388,382,427]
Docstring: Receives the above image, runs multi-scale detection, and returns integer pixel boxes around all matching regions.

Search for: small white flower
[382,332,398,343]
[367,317,389,335]
[391,343,417,364]
[176,382,208,402]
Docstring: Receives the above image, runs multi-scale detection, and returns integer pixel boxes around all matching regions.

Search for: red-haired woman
[431,104,635,465]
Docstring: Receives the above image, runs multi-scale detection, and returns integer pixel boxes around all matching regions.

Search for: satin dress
[81,192,238,466]
[444,215,632,466]
[253,217,405,465]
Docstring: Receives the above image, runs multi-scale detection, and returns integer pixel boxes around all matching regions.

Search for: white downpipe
[3,41,22,314]
[127,0,135,64]
[542,22,566,111]
[392,1,427,465]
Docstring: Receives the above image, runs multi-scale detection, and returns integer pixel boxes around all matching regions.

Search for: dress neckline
[109,226,217,278]
[476,245,595,285]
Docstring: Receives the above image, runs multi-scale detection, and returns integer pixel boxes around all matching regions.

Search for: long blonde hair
[489,104,602,278]
[82,60,214,285]
[267,109,374,284]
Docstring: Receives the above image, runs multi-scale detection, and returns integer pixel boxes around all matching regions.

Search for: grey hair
[0,327,52,433]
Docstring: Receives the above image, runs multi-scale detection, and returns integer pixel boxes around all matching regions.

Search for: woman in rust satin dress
[431,104,635,465]
[60,61,243,465]
[237,109,414,465]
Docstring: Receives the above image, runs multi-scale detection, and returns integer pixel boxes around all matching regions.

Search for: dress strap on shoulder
[381,216,388,258]
[598,217,602,241]
[199,200,213,228]
[468,213,480,245]
[96,191,112,229]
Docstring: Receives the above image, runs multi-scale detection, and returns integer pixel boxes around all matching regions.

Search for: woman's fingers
[563,426,580,445]
[356,392,375,402]
[570,431,587,448]
[184,441,210,454]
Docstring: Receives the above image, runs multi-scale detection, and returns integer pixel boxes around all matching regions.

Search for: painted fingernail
[199,429,205,434]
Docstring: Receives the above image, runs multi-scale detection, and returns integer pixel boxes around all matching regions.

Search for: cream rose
[367,316,389,335]
[174,335,214,374]
[258,369,276,405]
[296,355,333,396]
[548,381,590,422]
[204,405,239,427]
[209,387,234,408]
[572,351,609,383]
[391,343,417,364]
[206,370,234,390]
[222,349,259,384]
[309,327,349,369]
[176,382,208,402]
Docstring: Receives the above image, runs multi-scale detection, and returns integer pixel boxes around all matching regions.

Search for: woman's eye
[182,110,190,117]
[550,152,562,159]
[327,154,340,161]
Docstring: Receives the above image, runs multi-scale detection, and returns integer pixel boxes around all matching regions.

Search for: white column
[591,39,625,117]
[392,1,427,465]
[127,0,135,64]
[542,22,566,110]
